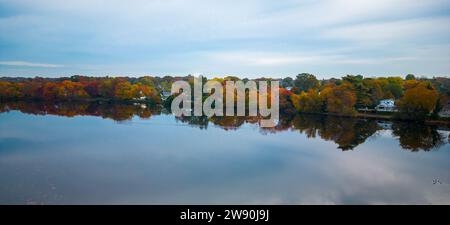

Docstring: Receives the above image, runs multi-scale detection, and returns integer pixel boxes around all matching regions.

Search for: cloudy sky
[0,0,450,78]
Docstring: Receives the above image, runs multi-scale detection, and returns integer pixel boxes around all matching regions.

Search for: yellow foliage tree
[397,81,439,120]
[295,89,323,113]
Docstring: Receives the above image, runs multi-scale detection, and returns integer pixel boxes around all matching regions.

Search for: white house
[133,96,147,100]
[160,91,172,100]
[133,90,147,101]
[439,100,450,117]
[375,99,397,112]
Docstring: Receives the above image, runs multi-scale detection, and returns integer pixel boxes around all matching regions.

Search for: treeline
[1,74,449,120]
[278,73,449,121]
[0,76,161,103]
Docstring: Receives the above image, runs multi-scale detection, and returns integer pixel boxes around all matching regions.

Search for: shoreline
[0,98,159,105]
[292,111,450,126]
[356,112,450,126]
[2,99,450,126]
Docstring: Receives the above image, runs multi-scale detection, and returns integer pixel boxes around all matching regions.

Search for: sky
[0,0,450,79]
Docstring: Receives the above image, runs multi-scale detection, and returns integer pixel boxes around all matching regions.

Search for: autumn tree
[84,81,100,97]
[114,81,135,100]
[377,77,403,99]
[362,78,384,107]
[60,80,89,99]
[396,81,439,121]
[292,89,323,113]
[98,79,115,98]
[279,88,296,115]
[0,81,22,99]
[321,82,357,116]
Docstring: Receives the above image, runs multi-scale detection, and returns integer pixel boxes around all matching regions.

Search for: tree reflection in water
[0,101,161,122]
[290,115,382,150]
[392,123,445,151]
[1,101,448,152]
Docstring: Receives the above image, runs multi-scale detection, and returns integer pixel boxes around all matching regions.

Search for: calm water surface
[0,102,449,204]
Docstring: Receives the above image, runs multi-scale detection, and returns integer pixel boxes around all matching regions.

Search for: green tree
[281,77,294,88]
[405,74,416,80]
[294,73,320,93]
[385,77,404,99]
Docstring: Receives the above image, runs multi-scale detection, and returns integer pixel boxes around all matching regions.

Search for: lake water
[0,102,449,204]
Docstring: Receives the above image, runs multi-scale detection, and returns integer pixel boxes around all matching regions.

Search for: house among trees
[160,91,172,100]
[439,100,450,117]
[134,90,147,100]
[375,99,397,112]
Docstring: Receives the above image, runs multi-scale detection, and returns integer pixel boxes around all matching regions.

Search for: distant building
[133,103,147,109]
[160,91,172,100]
[439,100,450,118]
[375,99,396,112]
[133,96,147,100]
[133,90,147,101]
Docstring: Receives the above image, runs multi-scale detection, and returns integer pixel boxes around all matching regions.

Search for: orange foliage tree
[397,81,439,120]
[320,82,357,116]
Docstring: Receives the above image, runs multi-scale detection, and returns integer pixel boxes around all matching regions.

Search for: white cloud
[205,51,323,66]
[0,61,63,68]
[323,17,450,45]
[199,50,418,66]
